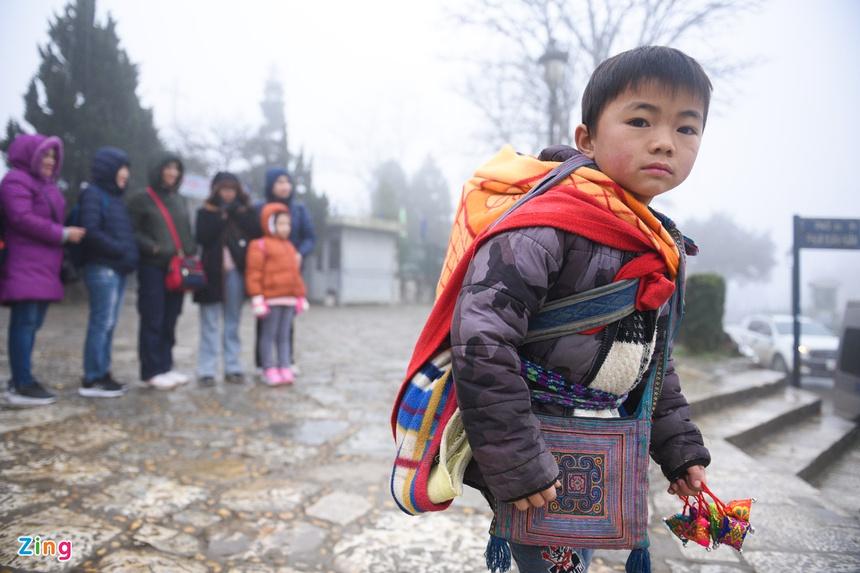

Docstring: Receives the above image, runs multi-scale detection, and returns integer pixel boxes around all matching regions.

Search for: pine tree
[292,151,329,247]
[243,74,329,244]
[405,157,452,292]
[3,0,162,197]
[0,120,25,162]
[244,73,290,193]
[370,157,453,298]
[370,160,408,222]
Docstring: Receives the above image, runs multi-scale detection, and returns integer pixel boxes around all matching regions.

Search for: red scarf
[391,184,677,433]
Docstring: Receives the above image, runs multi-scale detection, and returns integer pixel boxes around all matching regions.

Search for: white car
[727,314,840,375]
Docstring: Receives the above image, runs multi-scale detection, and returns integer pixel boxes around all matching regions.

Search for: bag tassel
[626,547,651,573]
[485,534,511,573]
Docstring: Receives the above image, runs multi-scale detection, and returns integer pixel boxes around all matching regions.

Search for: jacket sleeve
[295,204,316,257]
[244,239,264,297]
[648,306,711,481]
[195,207,225,247]
[450,227,564,502]
[127,193,159,256]
[0,177,64,245]
[80,190,122,259]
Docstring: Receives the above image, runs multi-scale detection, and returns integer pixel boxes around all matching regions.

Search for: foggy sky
[1,0,859,320]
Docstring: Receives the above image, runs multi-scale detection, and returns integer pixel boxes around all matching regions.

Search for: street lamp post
[538,39,569,146]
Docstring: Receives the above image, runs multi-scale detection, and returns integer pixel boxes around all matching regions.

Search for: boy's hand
[667,465,706,496]
[513,480,561,511]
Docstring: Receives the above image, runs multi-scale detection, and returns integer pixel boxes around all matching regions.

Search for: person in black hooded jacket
[127,153,196,390]
[253,168,315,374]
[79,146,138,397]
[193,172,260,386]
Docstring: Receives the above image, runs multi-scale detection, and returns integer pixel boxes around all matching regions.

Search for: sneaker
[79,375,127,398]
[198,375,216,388]
[4,380,57,406]
[143,373,178,390]
[279,367,295,384]
[225,372,245,385]
[290,363,302,376]
[263,367,284,386]
[165,370,190,385]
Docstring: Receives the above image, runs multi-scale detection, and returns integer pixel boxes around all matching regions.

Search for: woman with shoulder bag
[127,153,196,390]
[194,172,259,387]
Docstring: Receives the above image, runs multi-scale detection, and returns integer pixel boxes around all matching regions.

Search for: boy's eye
[627,118,649,127]
[677,126,699,135]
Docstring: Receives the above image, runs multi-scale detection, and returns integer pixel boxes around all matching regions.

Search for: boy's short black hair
[581,46,712,134]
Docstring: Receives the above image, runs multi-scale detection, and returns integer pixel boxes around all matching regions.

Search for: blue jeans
[197,268,245,377]
[8,301,50,387]
[509,543,593,573]
[83,264,127,382]
[137,264,184,380]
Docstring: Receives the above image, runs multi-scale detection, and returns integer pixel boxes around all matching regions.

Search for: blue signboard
[791,216,860,388]
[796,218,860,250]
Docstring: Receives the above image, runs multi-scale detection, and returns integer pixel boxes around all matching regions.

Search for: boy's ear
[574,124,595,159]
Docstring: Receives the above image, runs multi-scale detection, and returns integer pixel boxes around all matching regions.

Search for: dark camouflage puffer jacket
[450,221,710,503]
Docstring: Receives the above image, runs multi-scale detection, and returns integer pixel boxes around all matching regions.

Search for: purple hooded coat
[0,134,66,303]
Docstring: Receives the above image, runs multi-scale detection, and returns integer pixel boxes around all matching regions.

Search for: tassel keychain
[700,484,755,552]
[687,493,714,549]
[663,496,694,546]
[663,483,756,553]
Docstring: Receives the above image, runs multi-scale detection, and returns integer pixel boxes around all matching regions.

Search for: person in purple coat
[0,133,86,406]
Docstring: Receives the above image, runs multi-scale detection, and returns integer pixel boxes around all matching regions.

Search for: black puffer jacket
[80,147,139,274]
[193,199,260,304]
[450,150,709,504]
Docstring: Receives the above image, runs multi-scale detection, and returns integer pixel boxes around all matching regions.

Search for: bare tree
[169,122,212,175]
[168,120,253,176]
[452,0,760,152]
[208,121,251,173]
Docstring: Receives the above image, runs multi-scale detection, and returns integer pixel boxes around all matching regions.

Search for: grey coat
[450,222,710,503]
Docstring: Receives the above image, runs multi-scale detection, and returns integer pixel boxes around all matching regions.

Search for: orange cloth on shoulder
[436,145,680,298]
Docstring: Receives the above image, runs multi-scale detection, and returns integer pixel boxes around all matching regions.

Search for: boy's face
[575,81,705,205]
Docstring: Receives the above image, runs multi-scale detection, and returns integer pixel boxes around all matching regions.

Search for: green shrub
[679,273,726,354]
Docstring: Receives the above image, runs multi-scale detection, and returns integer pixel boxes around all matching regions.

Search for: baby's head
[574,46,712,204]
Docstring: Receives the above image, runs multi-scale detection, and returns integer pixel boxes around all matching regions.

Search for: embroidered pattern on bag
[550,453,605,516]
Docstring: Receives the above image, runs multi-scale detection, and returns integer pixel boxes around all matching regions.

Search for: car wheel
[771,354,789,373]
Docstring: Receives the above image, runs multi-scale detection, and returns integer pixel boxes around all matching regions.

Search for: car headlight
[798,345,809,355]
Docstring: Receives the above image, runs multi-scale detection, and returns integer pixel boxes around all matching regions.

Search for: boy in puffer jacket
[450,46,713,572]
[245,203,307,386]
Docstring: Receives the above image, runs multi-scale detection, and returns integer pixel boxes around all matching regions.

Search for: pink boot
[279,367,295,384]
[263,367,284,386]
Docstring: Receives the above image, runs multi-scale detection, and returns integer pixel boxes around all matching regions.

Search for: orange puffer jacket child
[245,203,307,300]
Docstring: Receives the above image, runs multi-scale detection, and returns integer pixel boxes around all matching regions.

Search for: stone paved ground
[1,296,859,572]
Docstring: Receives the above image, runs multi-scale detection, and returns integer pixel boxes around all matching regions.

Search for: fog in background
[2,0,858,323]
